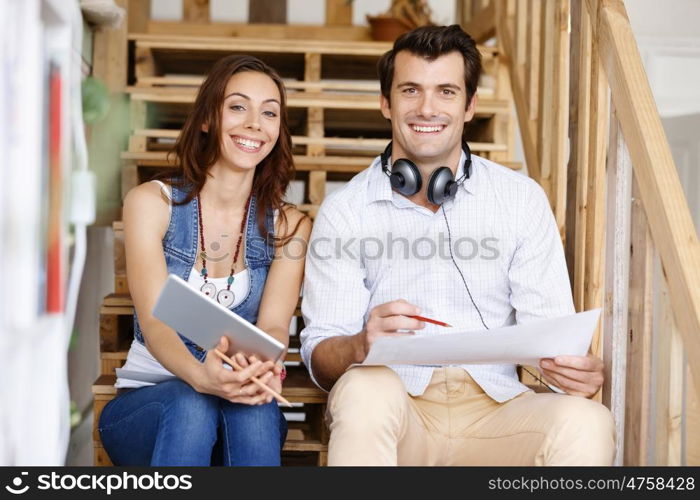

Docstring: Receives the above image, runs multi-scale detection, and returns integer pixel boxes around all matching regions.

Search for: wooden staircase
[89,0,700,467]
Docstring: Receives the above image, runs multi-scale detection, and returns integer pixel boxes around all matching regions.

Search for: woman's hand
[194,337,276,405]
[233,353,283,404]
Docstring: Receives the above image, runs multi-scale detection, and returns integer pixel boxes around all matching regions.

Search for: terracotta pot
[366,15,414,41]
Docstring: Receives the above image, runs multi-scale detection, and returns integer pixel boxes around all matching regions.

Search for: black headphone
[380,141,472,205]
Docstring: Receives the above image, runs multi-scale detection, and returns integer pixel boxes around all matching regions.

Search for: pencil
[212,349,293,407]
[409,314,452,328]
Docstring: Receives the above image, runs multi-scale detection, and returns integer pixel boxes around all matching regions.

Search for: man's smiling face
[380,50,476,165]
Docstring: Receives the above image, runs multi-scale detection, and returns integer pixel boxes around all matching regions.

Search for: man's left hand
[539,354,604,398]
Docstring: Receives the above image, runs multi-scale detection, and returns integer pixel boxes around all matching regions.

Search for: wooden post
[134,45,156,85]
[92,0,129,93]
[526,0,541,122]
[603,113,632,465]
[624,176,654,466]
[183,0,209,23]
[583,1,609,371]
[128,0,150,34]
[326,0,352,26]
[571,0,592,311]
[494,0,539,180]
[655,275,684,465]
[304,53,326,214]
[688,366,700,465]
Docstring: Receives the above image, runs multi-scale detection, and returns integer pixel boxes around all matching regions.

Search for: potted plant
[366,0,435,41]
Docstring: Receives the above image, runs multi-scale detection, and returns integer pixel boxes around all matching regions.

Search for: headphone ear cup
[427,167,456,205]
[390,159,422,196]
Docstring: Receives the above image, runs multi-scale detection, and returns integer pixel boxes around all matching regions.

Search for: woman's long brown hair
[166,54,303,245]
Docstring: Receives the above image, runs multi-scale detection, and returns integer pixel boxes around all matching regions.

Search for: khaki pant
[326,366,615,466]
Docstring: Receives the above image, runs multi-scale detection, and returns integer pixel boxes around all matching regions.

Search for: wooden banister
[587,0,700,395]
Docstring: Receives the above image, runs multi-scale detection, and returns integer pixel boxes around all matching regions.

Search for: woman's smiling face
[215,70,282,170]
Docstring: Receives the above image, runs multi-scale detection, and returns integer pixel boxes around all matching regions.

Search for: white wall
[626,0,700,234]
[151,0,456,25]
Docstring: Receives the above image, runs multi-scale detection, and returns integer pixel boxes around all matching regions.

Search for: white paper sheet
[361,309,602,366]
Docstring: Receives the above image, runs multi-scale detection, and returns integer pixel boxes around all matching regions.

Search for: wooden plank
[308,172,326,206]
[99,314,120,352]
[249,0,287,24]
[537,0,569,238]
[131,130,508,152]
[125,86,511,114]
[129,100,147,132]
[551,0,570,242]
[134,45,156,83]
[655,275,684,465]
[183,0,209,23]
[127,0,150,34]
[583,9,609,371]
[128,135,147,152]
[92,0,129,93]
[326,0,352,26]
[103,294,134,307]
[140,76,484,93]
[130,34,498,58]
[495,1,540,181]
[146,21,373,41]
[565,0,583,292]
[602,113,632,465]
[526,0,541,122]
[571,0,592,311]
[515,0,526,72]
[624,175,654,466]
[536,0,554,193]
[462,2,496,43]
[589,0,700,394]
[114,221,126,278]
[688,364,700,465]
[115,273,129,295]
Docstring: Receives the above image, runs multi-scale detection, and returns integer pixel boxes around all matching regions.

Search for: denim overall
[99,182,287,466]
[133,182,275,357]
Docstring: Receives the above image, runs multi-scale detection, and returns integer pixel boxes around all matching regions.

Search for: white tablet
[152,274,285,362]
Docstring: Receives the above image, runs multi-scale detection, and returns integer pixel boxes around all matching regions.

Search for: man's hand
[539,354,604,398]
[356,299,425,360]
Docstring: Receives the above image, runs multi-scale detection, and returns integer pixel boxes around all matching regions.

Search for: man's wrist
[353,330,368,364]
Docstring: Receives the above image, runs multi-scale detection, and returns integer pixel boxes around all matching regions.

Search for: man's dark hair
[377,24,482,108]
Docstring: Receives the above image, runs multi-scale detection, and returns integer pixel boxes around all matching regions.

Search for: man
[300,25,614,466]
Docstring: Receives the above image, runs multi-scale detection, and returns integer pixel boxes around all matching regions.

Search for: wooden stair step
[121,151,521,174]
[101,293,302,317]
[135,75,495,97]
[134,128,509,155]
[126,86,510,115]
[128,33,497,59]
[93,370,325,404]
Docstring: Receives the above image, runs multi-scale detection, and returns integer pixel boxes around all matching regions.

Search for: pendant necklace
[196,192,251,307]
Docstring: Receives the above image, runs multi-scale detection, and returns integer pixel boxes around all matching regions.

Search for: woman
[99,55,311,466]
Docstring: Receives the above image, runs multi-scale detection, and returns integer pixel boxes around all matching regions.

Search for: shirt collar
[367,150,478,205]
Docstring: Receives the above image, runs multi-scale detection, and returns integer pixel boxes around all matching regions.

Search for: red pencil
[409,315,452,328]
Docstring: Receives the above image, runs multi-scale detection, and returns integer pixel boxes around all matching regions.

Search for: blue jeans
[98,379,288,466]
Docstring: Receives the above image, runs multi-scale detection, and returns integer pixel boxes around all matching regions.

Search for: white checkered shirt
[300,153,575,402]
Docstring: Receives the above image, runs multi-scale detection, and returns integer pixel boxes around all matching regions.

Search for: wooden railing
[480,0,700,465]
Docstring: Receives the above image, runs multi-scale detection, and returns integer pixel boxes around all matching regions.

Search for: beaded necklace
[196,192,252,307]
